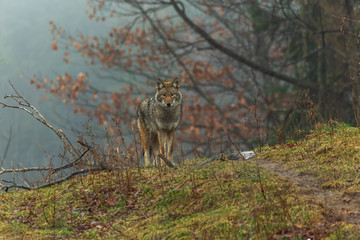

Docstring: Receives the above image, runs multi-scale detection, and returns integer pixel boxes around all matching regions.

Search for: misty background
[0,0,358,177]
[0,0,112,168]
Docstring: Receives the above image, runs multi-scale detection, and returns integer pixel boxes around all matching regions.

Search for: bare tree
[31,0,360,155]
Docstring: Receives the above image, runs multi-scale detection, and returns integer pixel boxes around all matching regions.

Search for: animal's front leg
[138,121,151,166]
[157,132,165,166]
[157,131,176,166]
[165,131,175,165]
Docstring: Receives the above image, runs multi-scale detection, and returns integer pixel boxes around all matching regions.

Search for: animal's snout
[166,102,171,107]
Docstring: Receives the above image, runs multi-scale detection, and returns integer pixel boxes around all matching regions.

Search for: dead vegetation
[0,83,358,239]
[0,121,359,239]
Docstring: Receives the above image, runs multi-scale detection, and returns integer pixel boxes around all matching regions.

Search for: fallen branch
[0,145,91,176]
[0,166,54,175]
[158,153,177,168]
[0,167,104,191]
[1,179,31,191]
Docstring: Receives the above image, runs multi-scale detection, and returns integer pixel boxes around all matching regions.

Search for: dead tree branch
[0,81,96,191]
[158,153,177,168]
[0,147,91,176]
[0,80,79,160]
[170,0,318,90]
[0,167,104,191]
[0,142,92,191]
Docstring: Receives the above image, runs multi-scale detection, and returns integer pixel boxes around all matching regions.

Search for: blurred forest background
[0,0,359,169]
[0,0,111,169]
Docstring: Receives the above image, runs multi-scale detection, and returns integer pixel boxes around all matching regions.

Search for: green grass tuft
[0,122,359,239]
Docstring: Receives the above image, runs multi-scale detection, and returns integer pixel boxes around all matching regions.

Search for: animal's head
[155,77,182,107]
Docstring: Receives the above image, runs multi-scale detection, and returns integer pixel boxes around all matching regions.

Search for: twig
[0,139,91,191]
[1,184,31,191]
[157,153,177,168]
[0,124,13,167]
[1,167,103,191]
[0,80,79,160]
[0,166,54,175]
[36,167,103,189]
[0,147,91,176]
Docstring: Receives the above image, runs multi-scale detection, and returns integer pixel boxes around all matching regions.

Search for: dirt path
[255,159,360,226]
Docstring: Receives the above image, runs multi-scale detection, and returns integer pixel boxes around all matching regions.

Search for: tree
[32,0,360,156]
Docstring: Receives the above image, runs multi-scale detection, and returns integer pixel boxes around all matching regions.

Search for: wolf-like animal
[137,77,183,166]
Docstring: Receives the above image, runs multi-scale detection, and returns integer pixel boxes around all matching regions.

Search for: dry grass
[0,122,359,239]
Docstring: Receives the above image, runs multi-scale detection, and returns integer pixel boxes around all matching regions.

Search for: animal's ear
[156,78,165,90]
[171,77,180,89]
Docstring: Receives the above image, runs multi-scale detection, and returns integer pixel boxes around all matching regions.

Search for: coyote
[137,77,183,166]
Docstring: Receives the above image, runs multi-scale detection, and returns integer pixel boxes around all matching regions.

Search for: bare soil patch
[256,159,360,226]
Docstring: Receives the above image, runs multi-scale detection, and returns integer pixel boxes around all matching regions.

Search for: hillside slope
[0,123,359,239]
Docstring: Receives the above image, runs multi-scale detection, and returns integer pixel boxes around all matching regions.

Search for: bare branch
[36,167,103,190]
[134,2,223,113]
[170,0,318,90]
[0,80,79,160]
[1,167,102,191]
[0,124,14,167]
[0,147,90,176]
[158,153,177,168]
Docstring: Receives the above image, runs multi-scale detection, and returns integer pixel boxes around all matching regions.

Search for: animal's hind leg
[138,120,151,166]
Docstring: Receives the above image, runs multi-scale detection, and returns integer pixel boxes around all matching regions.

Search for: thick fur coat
[137,78,182,166]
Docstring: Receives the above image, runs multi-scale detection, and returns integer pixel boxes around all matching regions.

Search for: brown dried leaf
[51,39,58,51]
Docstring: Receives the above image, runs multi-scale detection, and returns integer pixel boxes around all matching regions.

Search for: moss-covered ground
[0,122,359,239]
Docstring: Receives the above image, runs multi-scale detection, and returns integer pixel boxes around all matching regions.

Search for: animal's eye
[172,94,176,97]
[161,95,165,98]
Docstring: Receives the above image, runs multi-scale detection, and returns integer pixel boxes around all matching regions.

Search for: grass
[261,122,360,193]
[0,122,359,239]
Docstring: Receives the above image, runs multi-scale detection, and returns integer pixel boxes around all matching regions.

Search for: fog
[0,0,112,169]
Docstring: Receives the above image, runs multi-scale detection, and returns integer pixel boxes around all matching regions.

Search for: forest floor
[0,122,359,239]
